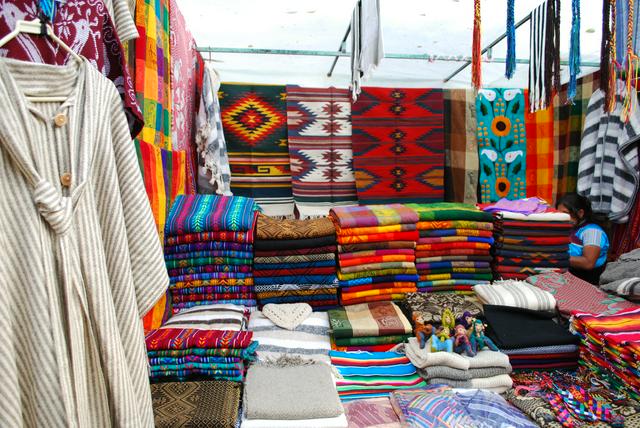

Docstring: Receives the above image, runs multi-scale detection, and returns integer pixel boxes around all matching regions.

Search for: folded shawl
[407,202,495,222]
[473,280,557,311]
[256,215,336,240]
[254,235,336,251]
[145,328,254,350]
[330,204,419,228]
[328,301,412,338]
[339,241,415,252]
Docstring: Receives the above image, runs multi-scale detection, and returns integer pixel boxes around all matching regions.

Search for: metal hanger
[0,16,83,102]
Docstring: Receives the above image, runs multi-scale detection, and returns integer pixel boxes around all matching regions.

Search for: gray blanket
[600,248,640,298]
[244,363,343,420]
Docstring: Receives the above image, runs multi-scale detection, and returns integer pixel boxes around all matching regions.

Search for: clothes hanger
[0,15,83,103]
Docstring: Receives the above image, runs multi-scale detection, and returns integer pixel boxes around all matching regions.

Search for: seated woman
[556,193,609,284]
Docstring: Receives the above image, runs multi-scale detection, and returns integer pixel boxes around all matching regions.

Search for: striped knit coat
[0,58,168,427]
[578,80,640,223]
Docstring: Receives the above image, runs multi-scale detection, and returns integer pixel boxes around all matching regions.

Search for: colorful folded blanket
[254,275,338,286]
[494,250,569,260]
[341,287,417,301]
[417,236,495,245]
[254,235,336,250]
[407,202,495,222]
[339,274,420,287]
[416,255,493,263]
[339,254,416,267]
[254,245,337,257]
[169,277,254,289]
[165,230,256,245]
[171,286,255,295]
[165,250,254,260]
[339,241,416,252]
[419,228,494,238]
[145,328,254,350]
[342,282,418,293]
[337,231,420,244]
[329,301,412,338]
[501,220,572,229]
[417,279,488,287]
[418,273,493,281]
[165,256,253,269]
[173,300,257,312]
[417,261,491,270]
[333,335,412,347]
[254,260,336,270]
[256,214,336,240]
[415,249,491,258]
[336,223,417,236]
[338,268,418,281]
[340,249,415,260]
[256,288,338,299]
[339,294,409,305]
[340,261,417,274]
[169,272,253,284]
[254,254,335,264]
[330,204,419,228]
[498,235,571,246]
[171,293,256,304]
[473,280,556,311]
[165,241,253,255]
[416,242,491,251]
[416,220,494,230]
[497,243,570,253]
[501,227,570,237]
[167,264,252,277]
[165,194,259,235]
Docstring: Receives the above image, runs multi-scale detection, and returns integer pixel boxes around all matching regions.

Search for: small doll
[457,311,475,330]
[469,319,499,353]
[430,326,454,353]
[453,324,475,357]
[412,312,433,349]
[439,308,456,338]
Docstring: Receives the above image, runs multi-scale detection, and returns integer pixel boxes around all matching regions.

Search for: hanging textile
[219,83,294,217]
[472,0,482,89]
[505,0,516,79]
[135,0,172,149]
[553,72,600,201]
[351,87,445,205]
[0,0,143,136]
[196,66,233,196]
[546,0,561,105]
[567,0,581,101]
[578,80,640,223]
[350,0,384,101]
[525,91,554,202]
[0,56,168,427]
[169,0,198,193]
[443,89,479,204]
[611,194,640,258]
[105,0,139,42]
[476,88,527,203]
[286,86,357,218]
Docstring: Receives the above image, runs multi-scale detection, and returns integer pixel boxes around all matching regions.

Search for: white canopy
[177,0,603,88]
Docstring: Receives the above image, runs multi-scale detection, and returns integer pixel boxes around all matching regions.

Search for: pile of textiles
[330,351,426,401]
[404,338,514,393]
[573,306,640,402]
[390,386,537,428]
[407,203,494,293]
[473,279,557,312]
[506,370,640,427]
[253,215,339,309]
[241,359,347,428]
[527,272,637,318]
[248,303,332,364]
[145,327,257,381]
[328,302,412,351]
[484,304,580,370]
[151,380,242,428]
[489,209,572,280]
[342,397,401,428]
[599,248,640,301]
[164,194,260,313]
[330,205,419,305]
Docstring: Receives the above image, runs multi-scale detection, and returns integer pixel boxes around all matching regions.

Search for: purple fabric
[483,197,549,214]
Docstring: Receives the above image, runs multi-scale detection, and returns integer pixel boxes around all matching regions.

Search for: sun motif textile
[286,86,357,217]
[135,0,172,149]
[219,84,294,217]
[476,88,527,203]
[351,87,445,204]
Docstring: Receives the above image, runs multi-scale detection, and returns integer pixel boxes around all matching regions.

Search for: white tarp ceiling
[177,0,603,89]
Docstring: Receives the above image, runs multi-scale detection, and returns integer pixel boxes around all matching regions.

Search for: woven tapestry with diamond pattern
[286,85,357,218]
[351,87,445,204]
[219,84,294,217]
[476,88,527,203]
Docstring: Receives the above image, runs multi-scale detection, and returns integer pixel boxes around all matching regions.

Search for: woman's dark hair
[556,193,594,225]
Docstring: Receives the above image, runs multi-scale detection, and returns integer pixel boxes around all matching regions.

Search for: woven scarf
[529,1,549,112]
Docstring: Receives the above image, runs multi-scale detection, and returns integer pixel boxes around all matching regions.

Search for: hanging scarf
[528,1,549,112]
[622,0,639,121]
[544,0,561,108]
[472,0,482,89]
[567,0,581,102]
[506,0,516,79]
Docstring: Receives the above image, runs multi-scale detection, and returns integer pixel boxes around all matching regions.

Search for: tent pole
[443,12,532,83]
[327,23,352,77]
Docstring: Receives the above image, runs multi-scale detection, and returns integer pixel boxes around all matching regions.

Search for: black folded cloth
[483,305,579,350]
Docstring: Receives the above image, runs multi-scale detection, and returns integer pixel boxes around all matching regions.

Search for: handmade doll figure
[457,311,475,330]
[469,319,499,353]
[453,324,475,357]
[440,308,456,338]
[412,312,433,349]
[430,328,454,353]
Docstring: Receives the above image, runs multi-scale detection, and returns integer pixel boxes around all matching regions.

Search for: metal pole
[442,12,532,83]
[327,24,352,77]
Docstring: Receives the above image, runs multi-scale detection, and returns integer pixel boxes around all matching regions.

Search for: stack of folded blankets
[328,301,413,352]
[253,215,339,309]
[145,306,257,381]
[330,204,419,305]
[573,306,640,401]
[164,194,260,313]
[407,203,494,293]
[484,304,580,370]
[489,209,572,280]
[404,338,514,393]
[330,351,426,401]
